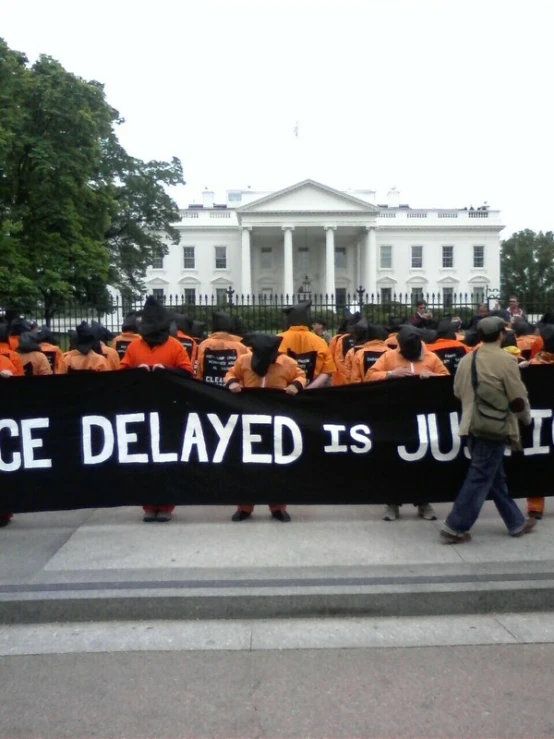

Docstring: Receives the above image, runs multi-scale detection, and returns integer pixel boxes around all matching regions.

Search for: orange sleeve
[287,358,307,388]
[54,349,67,374]
[106,348,120,370]
[365,352,391,382]
[430,353,450,376]
[530,336,543,359]
[119,343,136,369]
[349,350,363,384]
[37,354,53,376]
[195,343,205,379]
[316,345,337,376]
[224,356,244,387]
[9,352,25,376]
[173,342,193,374]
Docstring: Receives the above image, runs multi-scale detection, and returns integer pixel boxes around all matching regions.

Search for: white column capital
[323,225,337,231]
[281,225,295,232]
[239,225,252,232]
[365,224,378,232]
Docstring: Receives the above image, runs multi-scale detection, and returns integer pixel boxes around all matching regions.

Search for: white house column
[240,226,252,297]
[282,226,295,299]
[324,226,336,299]
[364,225,377,299]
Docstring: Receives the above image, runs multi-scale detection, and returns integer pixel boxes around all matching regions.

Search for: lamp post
[356,285,365,313]
[226,286,235,307]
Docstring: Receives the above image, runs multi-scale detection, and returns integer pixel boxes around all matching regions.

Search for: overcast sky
[2,0,552,237]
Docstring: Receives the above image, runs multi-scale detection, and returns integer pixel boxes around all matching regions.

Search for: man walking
[441,316,536,543]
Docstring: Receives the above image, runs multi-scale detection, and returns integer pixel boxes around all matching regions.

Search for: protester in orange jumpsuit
[196,312,249,385]
[425,320,470,376]
[0,355,19,527]
[225,334,306,522]
[330,311,359,385]
[349,324,389,383]
[111,314,140,360]
[0,323,25,375]
[63,324,111,372]
[120,296,193,522]
[37,327,66,374]
[17,331,52,376]
[367,326,449,523]
[278,301,336,388]
[513,321,538,360]
[170,314,199,367]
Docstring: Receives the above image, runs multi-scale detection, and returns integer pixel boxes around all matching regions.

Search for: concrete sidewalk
[1,502,553,623]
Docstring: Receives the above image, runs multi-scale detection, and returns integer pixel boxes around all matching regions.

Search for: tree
[0,38,184,320]
[501,230,554,307]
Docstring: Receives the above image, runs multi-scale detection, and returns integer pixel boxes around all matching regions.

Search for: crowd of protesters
[0,293,551,542]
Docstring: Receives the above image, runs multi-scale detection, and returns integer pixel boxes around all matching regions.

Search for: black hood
[212,312,233,333]
[367,324,388,342]
[0,323,8,343]
[248,334,283,377]
[540,325,554,353]
[122,313,139,333]
[74,323,96,355]
[419,328,437,345]
[138,296,170,348]
[436,320,456,340]
[191,320,207,340]
[37,327,57,345]
[9,318,32,337]
[352,320,369,344]
[513,321,532,337]
[17,332,42,354]
[169,313,193,337]
[91,320,115,343]
[397,327,423,361]
[283,301,312,328]
[463,330,480,348]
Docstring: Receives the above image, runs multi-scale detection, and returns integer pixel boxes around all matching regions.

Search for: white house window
[152,288,165,301]
[215,246,227,269]
[335,248,347,270]
[184,288,196,305]
[381,287,392,303]
[261,247,273,270]
[183,246,195,269]
[335,287,347,305]
[228,191,242,203]
[380,245,392,269]
[411,246,423,269]
[216,288,228,304]
[298,247,310,271]
[442,246,454,269]
[443,287,454,308]
[473,245,485,268]
[151,250,164,269]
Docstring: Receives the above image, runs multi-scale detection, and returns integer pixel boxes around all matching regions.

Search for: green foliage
[0,38,184,320]
[501,230,554,305]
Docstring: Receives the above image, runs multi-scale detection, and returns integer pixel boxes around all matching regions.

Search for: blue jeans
[444,435,525,536]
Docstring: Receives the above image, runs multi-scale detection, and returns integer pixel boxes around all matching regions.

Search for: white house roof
[236,179,380,214]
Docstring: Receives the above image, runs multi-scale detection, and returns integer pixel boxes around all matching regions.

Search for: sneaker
[382,504,399,521]
[440,530,472,544]
[528,511,543,520]
[271,510,291,522]
[156,512,172,523]
[418,504,437,521]
[231,510,252,522]
[510,518,537,537]
[143,511,158,523]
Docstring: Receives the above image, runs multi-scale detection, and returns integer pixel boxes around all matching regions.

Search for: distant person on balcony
[410,301,434,329]
[279,301,336,388]
[311,317,331,344]
[469,303,489,330]
[507,296,526,324]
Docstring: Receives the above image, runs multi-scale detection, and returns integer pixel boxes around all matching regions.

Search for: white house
[146,179,503,307]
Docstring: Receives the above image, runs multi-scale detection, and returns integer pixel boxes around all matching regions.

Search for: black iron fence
[2,289,550,337]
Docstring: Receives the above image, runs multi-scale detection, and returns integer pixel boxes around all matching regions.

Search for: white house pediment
[237,179,379,215]
[178,275,201,286]
[210,276,232,286]
[468,275,490,284]
[406,275,429,286]
[376,276,398,286]
[437,275,460,286]
[145,276,170,286]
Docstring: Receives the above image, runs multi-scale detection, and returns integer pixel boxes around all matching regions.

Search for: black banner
[1,367,554,513]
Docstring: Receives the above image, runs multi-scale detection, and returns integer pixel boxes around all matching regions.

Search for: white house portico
[236,180,380,298]
[145,178,503,306]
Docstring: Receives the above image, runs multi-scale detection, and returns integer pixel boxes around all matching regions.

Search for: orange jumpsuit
[0,342,25,376]
[225,353,306,514]
[516,334,538,360]
[278,326,336,384]
[425,338,469,376]
[349,340,389,383]
[196,332,249,385]
[99,342,120,370]
[19,351,52,376]
[176,330,199,367]
[366,348,450,382]
[40,342,67,374]
[111,332,140,360]
[530,336,543,359]
[63,350,110,372]
[120,336,193,516]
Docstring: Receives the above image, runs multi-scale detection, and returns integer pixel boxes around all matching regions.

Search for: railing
[468,211,489,218]
[438,212,458,218]
[407,212,428,218]
[181,212,199,218]
[379,212,397,218]
[210,212,231,219]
